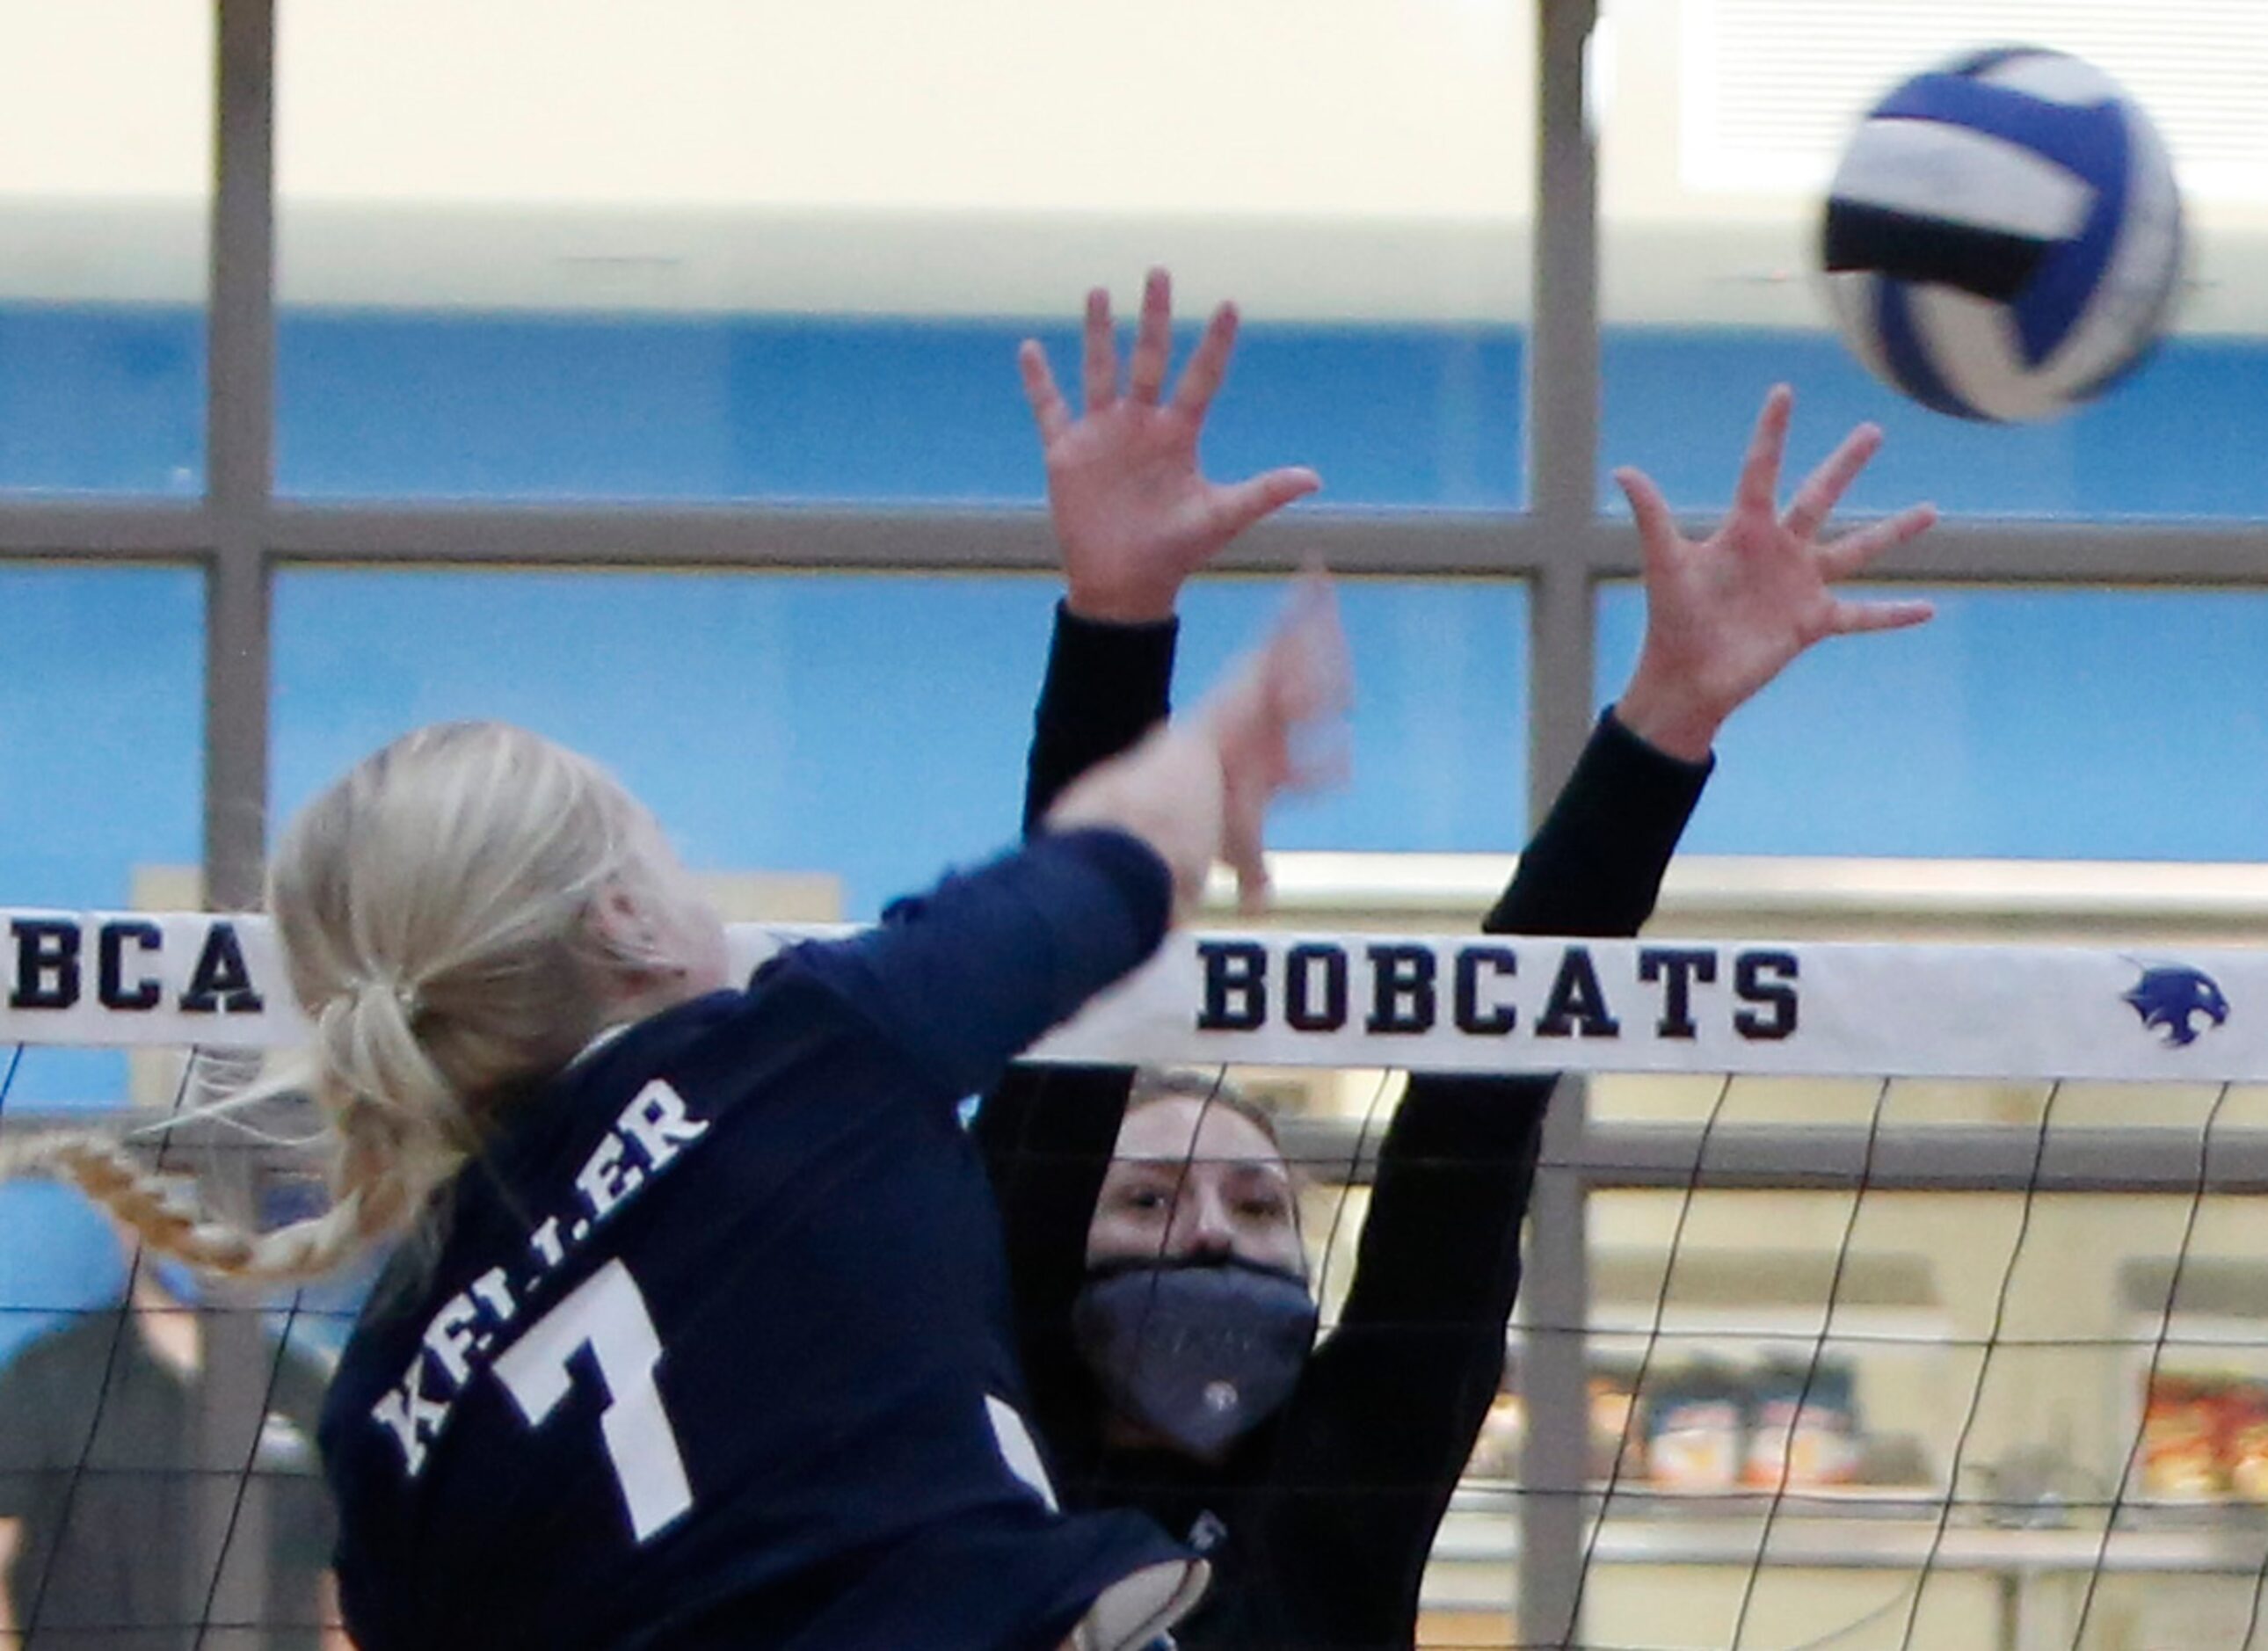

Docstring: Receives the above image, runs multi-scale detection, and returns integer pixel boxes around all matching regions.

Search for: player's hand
[1045,570,1350,915]
[1018,267,1320,625]
[1610,384,1937,762]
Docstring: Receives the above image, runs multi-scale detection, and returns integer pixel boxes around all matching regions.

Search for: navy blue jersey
[320,828,1191,1651]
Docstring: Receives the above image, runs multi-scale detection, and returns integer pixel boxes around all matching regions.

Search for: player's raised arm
[797,572,1350,1107]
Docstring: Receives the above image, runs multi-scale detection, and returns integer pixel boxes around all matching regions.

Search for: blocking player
[978,268,1937,1646]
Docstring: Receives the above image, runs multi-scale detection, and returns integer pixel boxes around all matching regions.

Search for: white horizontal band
[1,910,2259,1085]
[1830,119,2094,242]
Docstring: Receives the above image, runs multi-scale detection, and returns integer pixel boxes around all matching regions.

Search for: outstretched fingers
[1828,594,1936,636]
[1221,775,1274,914]
[1081,286,1117,413]
[1816,501,1937,581]
[1203,571,1352,910]
[1016,340,1072,445]
[1171,301,1239,419]
[1614,465,1685,582]
[1733,384,1795,520]
[1783,422,1884,542]
[1205,466,1324,542]
[1818,500,1937,636]
[1128,267,1174,404]
[1270,567,1355,730]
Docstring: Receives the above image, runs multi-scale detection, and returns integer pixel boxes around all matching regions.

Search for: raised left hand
[1611,384,1937,762]
[1019,267,1320,625]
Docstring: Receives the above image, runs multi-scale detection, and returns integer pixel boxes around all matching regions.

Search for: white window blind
[1680,0,2268,199]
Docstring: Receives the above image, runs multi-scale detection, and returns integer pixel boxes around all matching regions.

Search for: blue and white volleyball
[1821,47,2184,423]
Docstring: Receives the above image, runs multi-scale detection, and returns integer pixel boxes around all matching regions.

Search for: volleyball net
[4,910,2267,1649]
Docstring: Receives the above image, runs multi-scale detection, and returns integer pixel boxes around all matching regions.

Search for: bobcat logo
[2122,965,2230,1048]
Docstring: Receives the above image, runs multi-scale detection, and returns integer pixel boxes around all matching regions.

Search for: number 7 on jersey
[494,1259,694,1542]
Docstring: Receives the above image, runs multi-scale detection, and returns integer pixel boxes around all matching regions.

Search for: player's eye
[1118,1186,1173,1215]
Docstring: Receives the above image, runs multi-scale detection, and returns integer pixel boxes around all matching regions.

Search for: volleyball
[1819,46,2184,423]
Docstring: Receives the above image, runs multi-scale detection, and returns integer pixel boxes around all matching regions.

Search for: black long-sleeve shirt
[974,605,1710,1647]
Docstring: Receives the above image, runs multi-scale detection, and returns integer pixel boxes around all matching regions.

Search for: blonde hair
[6,722,714,1284]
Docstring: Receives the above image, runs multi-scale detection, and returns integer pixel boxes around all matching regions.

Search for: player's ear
[587,872,723,1006]
[588,880,668,971]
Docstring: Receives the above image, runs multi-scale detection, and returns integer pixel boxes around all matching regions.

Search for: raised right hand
[1610,384,1937,762]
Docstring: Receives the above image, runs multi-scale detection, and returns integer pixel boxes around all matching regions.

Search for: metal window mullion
[2,509,2265,584]
[205,0,276,912]
[1569,517,2268,587]
[1518,4,1602,1648]
[210,0,275,531]
[256,504,1574,575]
[197,2,279,1643]
[0,512,212,556]
[201,545,270,910]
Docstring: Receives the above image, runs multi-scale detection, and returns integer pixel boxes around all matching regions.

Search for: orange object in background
[1741,1361,1860,1490]
[2141,1375,2228,1499]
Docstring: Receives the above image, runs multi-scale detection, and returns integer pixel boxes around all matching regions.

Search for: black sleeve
[1261,710,1710,1626]
[1484,708,1715,940]
[981,603,1178,1466]
[1021,603,1178,835]
[1335,712,1713,1321]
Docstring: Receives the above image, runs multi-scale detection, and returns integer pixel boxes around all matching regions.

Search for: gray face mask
[1072,1259,1319,1459]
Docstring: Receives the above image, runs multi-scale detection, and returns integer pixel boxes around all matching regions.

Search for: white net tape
[0,909,2255,1082]
[7,912,2268,1648]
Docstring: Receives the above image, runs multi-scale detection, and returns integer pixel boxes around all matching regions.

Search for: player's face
[1087,1096,1305,1276]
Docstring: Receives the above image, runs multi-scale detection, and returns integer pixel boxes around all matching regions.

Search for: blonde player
[1,580,1348,1651]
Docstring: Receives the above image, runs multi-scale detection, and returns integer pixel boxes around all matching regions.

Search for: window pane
[273,571,1527,918]
[0,565,204,1107]
[1599,584,2268,859]
[1595,1076,2268,1133]
[0,568,206,1502]
[1599,2,2268,518]
[1177,578,1530,853]
[0,2,209,493]
[1561,1186,2268,1649]
[276,1,1533,505]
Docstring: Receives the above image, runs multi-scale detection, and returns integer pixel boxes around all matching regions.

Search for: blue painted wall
[1,302,2262,514]
[270,570,1530,916]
